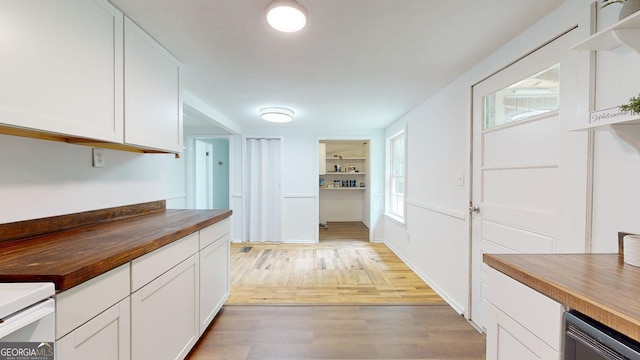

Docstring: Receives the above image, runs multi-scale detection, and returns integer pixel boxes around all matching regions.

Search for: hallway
[188,222,486,359]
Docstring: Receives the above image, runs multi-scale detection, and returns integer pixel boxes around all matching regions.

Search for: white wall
[383,0,636,315]
[235,127,384,243]
[0,134,165,224]
[591,8,640,252]
[164,152,186,209]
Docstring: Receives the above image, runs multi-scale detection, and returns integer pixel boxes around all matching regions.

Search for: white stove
[0,283,55,343]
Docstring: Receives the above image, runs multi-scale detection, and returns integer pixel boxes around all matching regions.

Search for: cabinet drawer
[131,232,198,292]
[199,219,230,249]
[56,297,130,360]
[487,268,564,351]
[56,263,130,339]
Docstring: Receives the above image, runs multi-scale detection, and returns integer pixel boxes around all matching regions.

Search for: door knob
[469,205,480,214]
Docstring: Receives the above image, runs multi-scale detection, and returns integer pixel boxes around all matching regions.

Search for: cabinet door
[131,254,199,360]
[486,303,561,360]
[0,0,123,142]
[56,297,130,360]
[124,17,183,153]
[199,234,230,334]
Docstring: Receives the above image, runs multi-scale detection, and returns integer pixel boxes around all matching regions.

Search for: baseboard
[384,241,465,315]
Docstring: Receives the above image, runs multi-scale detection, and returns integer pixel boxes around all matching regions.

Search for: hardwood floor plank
[188,222,485,359]
[229,222,444,305]
[188,306,486,360]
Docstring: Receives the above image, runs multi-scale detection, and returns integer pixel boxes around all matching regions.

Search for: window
[484,63,560,130]
[388,130,405,220]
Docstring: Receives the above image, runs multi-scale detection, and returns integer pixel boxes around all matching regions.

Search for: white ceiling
[110,0,566,132]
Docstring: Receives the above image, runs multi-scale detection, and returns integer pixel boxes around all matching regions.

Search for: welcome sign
[590,107,637,126]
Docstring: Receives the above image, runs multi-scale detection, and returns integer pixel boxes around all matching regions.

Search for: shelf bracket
[611,124,640,152]
[613,28,640,54]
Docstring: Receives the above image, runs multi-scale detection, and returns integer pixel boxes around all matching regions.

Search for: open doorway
[318,140,370,242]
[191,137,230,210]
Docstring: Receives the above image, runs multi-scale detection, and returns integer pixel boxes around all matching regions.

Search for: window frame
[386,129,406,223]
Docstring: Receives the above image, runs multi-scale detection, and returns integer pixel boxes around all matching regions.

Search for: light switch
[457,172,464,186]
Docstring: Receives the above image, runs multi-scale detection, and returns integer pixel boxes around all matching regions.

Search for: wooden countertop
[484,253,640,342]
[0,205,231,291]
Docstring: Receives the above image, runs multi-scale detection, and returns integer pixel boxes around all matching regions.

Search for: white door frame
[316,136,373,243]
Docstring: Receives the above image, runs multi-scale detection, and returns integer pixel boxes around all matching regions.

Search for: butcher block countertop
[0,201,231,291]
[484,253,640,343]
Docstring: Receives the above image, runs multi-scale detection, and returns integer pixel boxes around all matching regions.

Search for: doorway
[193,138,230,210]
[469,27,589,330]
[318,139,370,242]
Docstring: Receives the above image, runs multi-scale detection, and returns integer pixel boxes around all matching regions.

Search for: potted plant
[602,0,640,19]
[619,93,640,114]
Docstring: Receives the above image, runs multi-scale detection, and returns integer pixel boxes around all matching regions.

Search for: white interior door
[245,138,282,242]
[470,27,589,330]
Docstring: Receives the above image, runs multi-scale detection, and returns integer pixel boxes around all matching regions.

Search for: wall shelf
[323,172,366,175]
[572,114,640,130]
[326,157,367,160]
[320,187,366,190]
[573,115,640,152]
[572,10,640,53]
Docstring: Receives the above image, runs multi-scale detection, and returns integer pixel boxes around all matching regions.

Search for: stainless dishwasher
[564,310,640,360]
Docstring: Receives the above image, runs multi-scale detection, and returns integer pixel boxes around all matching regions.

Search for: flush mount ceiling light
[266,0,307,32]
[260,107,294,123]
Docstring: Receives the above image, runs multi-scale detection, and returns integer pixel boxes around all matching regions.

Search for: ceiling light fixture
[260,107,294,123]
[265,0,307,33]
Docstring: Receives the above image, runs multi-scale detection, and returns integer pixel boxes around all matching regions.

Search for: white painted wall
[383,0,637,315]
[591,13,640,252]
[235,128,384,243]
[0,134,164,224]
[164,152,186,209]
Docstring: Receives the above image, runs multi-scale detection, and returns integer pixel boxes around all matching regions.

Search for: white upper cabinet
[0,0,123,142]
[124,17,183,153]
[0,2,183,153]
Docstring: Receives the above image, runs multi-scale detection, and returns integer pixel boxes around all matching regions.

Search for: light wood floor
[187,222,486,359]
[227,222,444,305]
[188,305,486,360]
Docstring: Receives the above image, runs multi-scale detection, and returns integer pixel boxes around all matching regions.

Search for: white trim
[384,212,406,228]
[385,241,465,315]
[283,193,316,199]
[482,162,559,171]
[406,199,467,220]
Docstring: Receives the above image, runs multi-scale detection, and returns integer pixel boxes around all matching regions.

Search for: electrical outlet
[92,148,106,168]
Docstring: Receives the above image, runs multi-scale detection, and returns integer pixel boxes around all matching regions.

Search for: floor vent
[240,246,253,253]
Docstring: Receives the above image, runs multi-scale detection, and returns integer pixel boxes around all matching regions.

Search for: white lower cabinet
[131,253,199,360]
[55,219,230,360]
[199,233,230,334]
[56,298,130,360]
[486,268,564,360]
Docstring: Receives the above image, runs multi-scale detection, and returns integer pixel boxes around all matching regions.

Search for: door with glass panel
[470,27,589,329]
